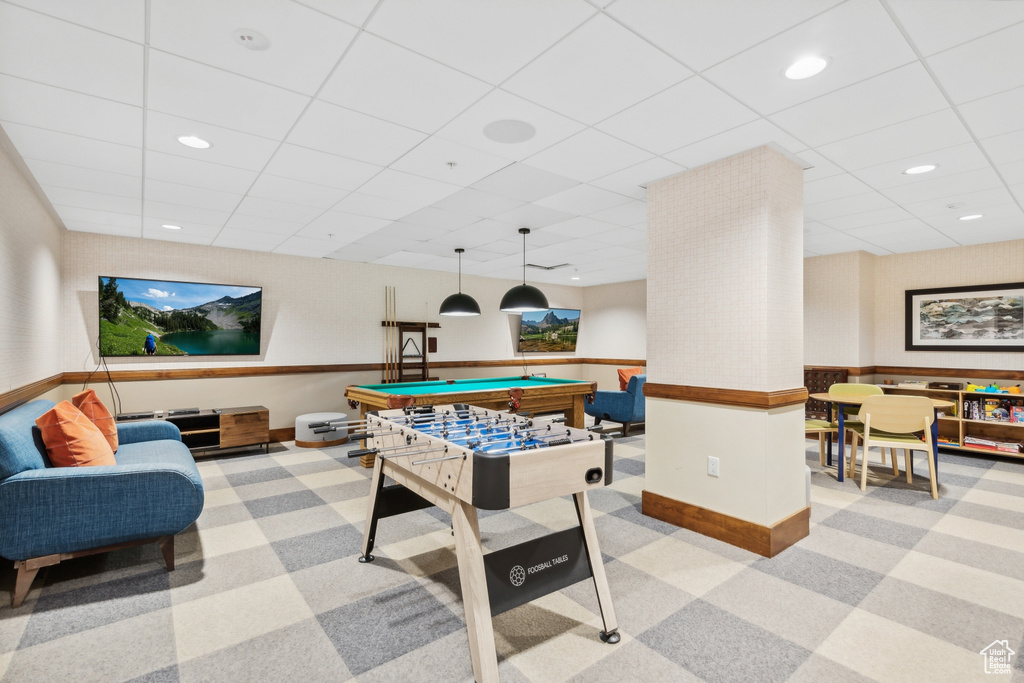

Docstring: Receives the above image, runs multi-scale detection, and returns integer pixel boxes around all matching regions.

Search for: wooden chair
[847,395,938,499]
[828,383,886,466]
[805,419,838,467]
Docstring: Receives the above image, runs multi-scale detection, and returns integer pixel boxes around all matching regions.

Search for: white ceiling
[1,0,1023,287]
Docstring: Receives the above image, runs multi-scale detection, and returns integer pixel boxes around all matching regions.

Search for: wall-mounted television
[98,276,262,357]
[517,308,580,353]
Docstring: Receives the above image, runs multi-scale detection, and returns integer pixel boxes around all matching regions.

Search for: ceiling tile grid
[1,0,1023,281]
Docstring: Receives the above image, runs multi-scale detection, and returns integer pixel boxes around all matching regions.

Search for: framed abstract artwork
[905,282,1024,352]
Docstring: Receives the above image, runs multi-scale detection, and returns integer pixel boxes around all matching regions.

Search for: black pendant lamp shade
[500,228,549,313]
[439,248,481,316]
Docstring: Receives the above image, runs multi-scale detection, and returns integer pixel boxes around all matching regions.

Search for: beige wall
[805,241,1024,372]
[0,134,63,393]
[803,251,876,367]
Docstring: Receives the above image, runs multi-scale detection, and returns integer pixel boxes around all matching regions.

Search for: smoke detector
[234,29,270,51]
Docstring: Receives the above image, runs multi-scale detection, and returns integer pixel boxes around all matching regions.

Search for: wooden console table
[118,406,270,455]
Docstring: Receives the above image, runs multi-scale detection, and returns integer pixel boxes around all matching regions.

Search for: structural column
[642,145,808,557]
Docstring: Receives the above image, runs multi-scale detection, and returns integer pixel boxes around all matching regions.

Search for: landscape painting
[99,276,262,356]
[518,308,581,353]
[906,282,1024,352]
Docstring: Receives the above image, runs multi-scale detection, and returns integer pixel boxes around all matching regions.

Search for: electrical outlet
[708,456,720,477]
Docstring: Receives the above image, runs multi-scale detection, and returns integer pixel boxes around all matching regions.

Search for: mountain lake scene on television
[518,309,580,353]
[99,277,262,356]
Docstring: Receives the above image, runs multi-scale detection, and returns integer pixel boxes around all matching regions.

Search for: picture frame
[905,282,1024,352]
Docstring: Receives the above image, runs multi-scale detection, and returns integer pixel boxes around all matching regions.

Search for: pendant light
[439,248,481,316]
[500,228,549,312]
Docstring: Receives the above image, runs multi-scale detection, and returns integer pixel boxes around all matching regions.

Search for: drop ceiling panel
[63,221,140,238]
[144,200,230,227]
[503,14,691,125]
[815,109,972,171]
[147,51,309,139]
[144,111,280,172]
[5,0,145,42]
[882,167,1004,205]
[286,100,426,166]
[0,74,142,146]
[272,235,343,258]
[821,206,914,232]
[372,250,443,269]
[887,0,1024,56]
[292,0,377,27]
[0,3,143,105]
[607,0,840,73]
[246,174,348,209]
[542,216,617,239]
[261,144,381,190]
[213,228,288,250]
[925,22,1024,104]
[597,77,759,155]
[957,85,1024,139]
[490,203,575,231]
[590,158,683,199]
[434,89,585,162]
[852,143,992,190]
[431,189,524,219]
[938,221,1024,246]
[332,192,424,221]
[664,119,804,169]
[803,174,873,205]
[979,128,1024,166]
[426,219,518,250]
[144,179,243,212]
[534,184,633,215]
[398,206,481,231]
[524,129,652,183]
[149,0,357,95]
[588,200,646,227]
[357,169,461,206]
[223,212,304,235]
[233,195,323,225]
[297,211,391,243]
[768,63,949,147]
[24,158,141,198]
[900,187,1016,219]
[389,137,511,186]
[470,163,579,203]
[365,0,595,83]
[803,227,889,255]
[804,191,896,221]
[145,151,257,195]
[53,205,139,229]
[142,223,219,245]
[704,0,916,115]
[1,122,141,176]
[319,33,491,133]
[40,186,141,215]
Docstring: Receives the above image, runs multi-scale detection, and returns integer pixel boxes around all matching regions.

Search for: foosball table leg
[574,491,620,644]
[360,455,386,562]
[452,499,499,683]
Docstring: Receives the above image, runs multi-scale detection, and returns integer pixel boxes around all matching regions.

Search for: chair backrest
[828,383,884,398]
[627,374,646,420]
[857,395,933,433]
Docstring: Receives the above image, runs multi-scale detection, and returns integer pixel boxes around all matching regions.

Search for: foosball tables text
[351,404,619,683]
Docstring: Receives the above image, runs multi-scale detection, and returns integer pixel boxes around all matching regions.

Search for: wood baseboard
[641,490,809,557]
[269,427,295,443]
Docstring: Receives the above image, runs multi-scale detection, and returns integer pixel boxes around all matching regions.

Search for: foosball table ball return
[347,403,620,683]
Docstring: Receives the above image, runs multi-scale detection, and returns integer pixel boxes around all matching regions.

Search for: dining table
[808,392,954,483]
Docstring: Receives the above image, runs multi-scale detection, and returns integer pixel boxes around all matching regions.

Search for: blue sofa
[0,400,204,607]
[585,374,647,436]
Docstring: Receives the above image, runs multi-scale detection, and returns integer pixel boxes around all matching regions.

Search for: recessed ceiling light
[958,214,983,221]
[233,29,270,51]
[483,119,536,144]
[161,224,182,230]
[903,164,937,175]
[784,55,828,80]
[177,135,211,149]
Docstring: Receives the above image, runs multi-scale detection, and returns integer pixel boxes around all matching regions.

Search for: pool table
[346,376,596,431]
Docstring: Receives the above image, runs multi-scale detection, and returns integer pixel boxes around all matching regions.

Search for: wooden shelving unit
[120,406,269,455]
[881,386,1024,458]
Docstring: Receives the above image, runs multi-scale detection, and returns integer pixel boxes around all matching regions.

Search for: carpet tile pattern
[1,428,1023,682]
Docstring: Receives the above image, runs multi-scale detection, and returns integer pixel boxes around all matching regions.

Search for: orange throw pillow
[72,388,118,452]
[35,401,116,467]
[617,367,643,391]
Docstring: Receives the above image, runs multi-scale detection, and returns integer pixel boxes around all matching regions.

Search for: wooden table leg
[452,499,498,683]
[574,491,619,642]
[567,394,585,429]
[358,403,375,468]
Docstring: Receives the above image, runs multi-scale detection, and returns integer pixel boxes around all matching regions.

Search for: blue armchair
[585,374,647,436]
[0,400,204,607]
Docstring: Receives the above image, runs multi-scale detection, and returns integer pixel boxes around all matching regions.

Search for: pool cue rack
[380,319,440,382]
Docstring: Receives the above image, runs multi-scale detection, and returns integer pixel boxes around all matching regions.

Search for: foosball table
[348,403,620,683]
